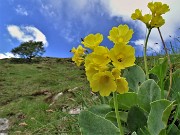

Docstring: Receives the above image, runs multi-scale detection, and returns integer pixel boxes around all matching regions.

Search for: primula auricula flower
[71,24,136,96]
[71,45,86,66]
[112,68,121,79]
[85,63,109,81]
[116,77,128,94]
[81,33,103,50]
[131,2,169,29]
[90,71,117,96]
[110,44,135,70]
[150,15,165,28]
[148,2,170,16]
[108,25,133,44]
[72,55,84,67]
[90,46,110,66]
[131,9,142,20]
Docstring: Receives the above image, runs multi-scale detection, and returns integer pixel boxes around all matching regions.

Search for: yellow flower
[148,2,170,16]
[85,63,108,81]
[72,54,84,67]
[71,45,86,66]
[112,68,121,79]
[110,44,135,70]
[141,14,152,25]
[150,15,165,28]
[131,9,142,20]
[91,46,110,66]
[90,71,117,96]
[81,33,103,50]
[70,47,76,53]
[108,25,133,44]
[116,77,129,94]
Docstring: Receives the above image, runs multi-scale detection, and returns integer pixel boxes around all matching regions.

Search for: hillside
[0,57,93,134]
[0,55,180,134]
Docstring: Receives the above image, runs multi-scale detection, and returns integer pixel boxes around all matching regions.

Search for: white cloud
[15,5,28,16]
[102,0,180,53]
[7,25,48,47]
[0,52,19,59]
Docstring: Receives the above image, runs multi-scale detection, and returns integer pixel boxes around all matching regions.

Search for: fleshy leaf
[127,106,147,132]
[88,104,112,117]
[123,65,146,92]
[149,57,168,83]
[147,99,173,135]
[79,110,120,135]
[168,124,180,135]
[109,92,138,110]
[138,79,161,112]
[105,111,128,123]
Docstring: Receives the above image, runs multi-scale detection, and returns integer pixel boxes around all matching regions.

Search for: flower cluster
[131,2,170,28]
[71,25,135,96]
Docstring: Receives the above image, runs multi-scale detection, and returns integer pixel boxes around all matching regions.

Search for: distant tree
[11,40,45,61]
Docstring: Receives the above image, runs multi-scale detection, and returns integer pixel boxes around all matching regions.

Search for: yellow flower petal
[112,68,121,79]
[108,25,133,44]
[150,15,165,28]
[91,46,110,66]
[110,44,135,69]
[90,71,117,96]
[116,77,129,94]
[81,33,103,50]
[148,2,170,16]
[131,9,142,20]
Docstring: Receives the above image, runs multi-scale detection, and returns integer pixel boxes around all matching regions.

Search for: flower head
[112,68,121,79]
[131,9,142,20]
[90,71,117,96]
[90,46,110,66]
[110,44,135,70]
[72,54,84,67]
[81,33,103,50]
[71,45,86,66]
[148,2,170,16]
[150,15,165,28]
[108,25,133,44]
[116,77,129,94]
[131,2,170,29]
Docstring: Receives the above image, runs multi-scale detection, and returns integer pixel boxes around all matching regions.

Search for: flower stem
[113,92,124,135]
[144,28,152,79]
[157,28,173,99]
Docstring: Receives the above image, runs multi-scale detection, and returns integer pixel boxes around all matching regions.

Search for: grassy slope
[0,58,95,134]
[0,55,180,134]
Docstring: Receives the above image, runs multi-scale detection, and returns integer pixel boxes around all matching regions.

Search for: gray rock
[0,118,9,134]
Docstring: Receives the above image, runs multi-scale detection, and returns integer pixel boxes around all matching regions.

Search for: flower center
[118,58,123,62]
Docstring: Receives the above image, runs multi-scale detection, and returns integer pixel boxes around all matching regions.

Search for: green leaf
[138,127,151,135]
[168,124,180,135]
[109,92,138,110]
[79,110,120,135]
[88,104,112,117]
[147,99,174,135]
[127,106,147,132]
[149,57,168,82]
[123,65,146,92]
[105,111,128,123]
[138,79,161,112]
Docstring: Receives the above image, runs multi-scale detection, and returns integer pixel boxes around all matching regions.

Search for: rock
[0,118,9,134]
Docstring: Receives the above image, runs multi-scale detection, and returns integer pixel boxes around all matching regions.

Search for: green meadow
[0,55,180,134]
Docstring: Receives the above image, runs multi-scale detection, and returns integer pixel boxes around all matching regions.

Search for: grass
[0,55,180,134]
[0,57,98,134]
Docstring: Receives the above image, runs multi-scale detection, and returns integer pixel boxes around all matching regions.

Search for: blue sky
[0,0,179,59]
